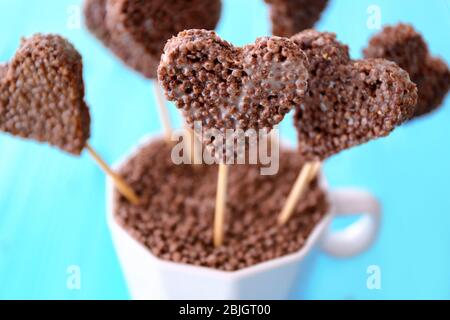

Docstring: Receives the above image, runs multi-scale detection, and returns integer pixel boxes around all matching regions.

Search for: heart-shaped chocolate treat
[364,23,450,118]
[265,0,329,37]
[0,34,90,155]
[84,0,222,79]
[84,0,155,77]
[158,29,309,136]
[291,30,418,161]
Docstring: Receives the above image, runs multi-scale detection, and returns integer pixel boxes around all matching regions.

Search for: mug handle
[320,188,381,258]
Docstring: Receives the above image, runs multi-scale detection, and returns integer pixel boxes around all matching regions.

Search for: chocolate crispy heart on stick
[0,34,90,155]
[158,29,309,153]
[159,29,309,246]
[0,33,140,204]
[265,0,329,37]
[84,0,222,79]
[291,30,418,161]
[364,23,450,118]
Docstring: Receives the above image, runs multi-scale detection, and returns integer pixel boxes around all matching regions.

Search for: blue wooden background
[0,0,449,299]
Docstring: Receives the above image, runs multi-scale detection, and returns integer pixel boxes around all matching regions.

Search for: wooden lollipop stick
[184,125,196,165]
[214,163,229,247]
[278,161,321,225]
[86,143,140,205]
[153,82,173,143]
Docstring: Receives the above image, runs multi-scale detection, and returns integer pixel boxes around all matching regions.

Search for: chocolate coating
[364,23,450,118]
[84,0,222,79]
[265,0,329,37]
[292,30,417,161]
[158,29,309,152]
[115,138,328,271]
[0,34,90,155]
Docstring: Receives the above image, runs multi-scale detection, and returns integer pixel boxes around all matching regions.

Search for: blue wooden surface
[0,0,449,299]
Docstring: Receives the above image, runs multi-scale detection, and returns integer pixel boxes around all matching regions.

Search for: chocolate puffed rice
[292,30,418,161]
[158,29,309,157]
[364,23,450,118]
[0,34,90,155]
[115,138,329,271]
[84,0,222,79]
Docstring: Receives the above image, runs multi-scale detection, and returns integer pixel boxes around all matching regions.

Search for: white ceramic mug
[106,135,381,300]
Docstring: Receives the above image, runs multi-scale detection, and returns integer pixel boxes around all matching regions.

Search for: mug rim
[106,133,336,280]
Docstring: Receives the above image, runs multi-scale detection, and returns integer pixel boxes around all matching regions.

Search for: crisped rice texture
[115,138,329,271]
[364,23,450,118]
[292,30,418,161]
[84,0,110,43]
[265,0,329,37]
[158,29,309,151]
[84,0,222,79]
[0,34,90,155]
